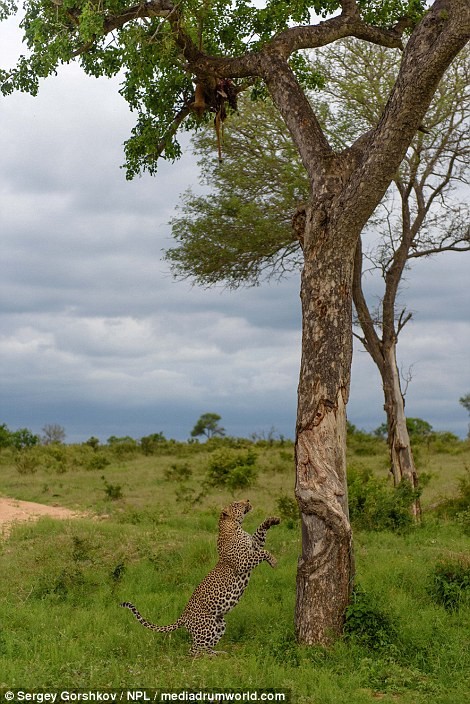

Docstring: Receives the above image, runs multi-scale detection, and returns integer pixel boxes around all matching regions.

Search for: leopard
[120,499,280,656]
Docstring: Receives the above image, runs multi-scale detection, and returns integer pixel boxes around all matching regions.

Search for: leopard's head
[220,499,252,524]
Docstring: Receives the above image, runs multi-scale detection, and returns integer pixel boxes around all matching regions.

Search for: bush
[15,450,39,474]
[85,436,100,451]
[0,424,41,450]
[43,444,68,473]
[101,476,123,500]
[140,432,167,455]
[276,494,300,528]
[347,464,419,532]
[344,587,398,650]
[206,448,258,491]
[428,559,470,611]
[87,454,111,471]
[164,462,193,481]
[107,435,139,458]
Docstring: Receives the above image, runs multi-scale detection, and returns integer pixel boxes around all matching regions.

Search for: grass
[0,436,469,702]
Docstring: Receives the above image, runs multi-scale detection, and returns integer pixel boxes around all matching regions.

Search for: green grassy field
[0,435,469,703]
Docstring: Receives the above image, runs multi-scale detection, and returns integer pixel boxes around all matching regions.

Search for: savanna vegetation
[0,423,469,702]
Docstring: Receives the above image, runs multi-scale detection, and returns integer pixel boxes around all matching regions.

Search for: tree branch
[338,0,470,233]
[352,236,385,372]
[397,309,412,335]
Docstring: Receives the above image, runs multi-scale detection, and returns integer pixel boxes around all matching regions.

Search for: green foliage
[0,0,429,182]
[374,416,434,441]
[140,432,167,455]
[428,559,470,611]
[357,0,426,27]
[0,423,10,447]
[0,423,40,449]
[15,449,40,475]
[206,448,258,491]
[406,417,434,441]
[101,476,123,501]
[86,453,111,471]
[347,424,386,456]
[191,412,225,439]
[85,436,100,451]
[460,393,470,414]
[164,462,193,482]
[167,94,306,288]
[107,435,139,458]
[0,1,18,22]
[347,464,419,531]
[344,586,398,650]
[276,494,300,528]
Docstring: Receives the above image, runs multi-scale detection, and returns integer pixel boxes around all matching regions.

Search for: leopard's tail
[120,601,182,632]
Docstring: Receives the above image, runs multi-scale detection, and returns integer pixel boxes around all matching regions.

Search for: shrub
[87,454,111,471]
[101,476,123,500]
[164,462,193,481]
[15,450,39,474]
[11,427,40,450]
[43,444,68,473]
[107,435,139,458]
[348,424,385,456]
[140,432,167,455]
[85,436,100,451]
[205,436,252,451]
[276,494,300,528]
[428,559,470,611]
[347,464,419,532]
[344,587,398,650]
[206,448,258,491]
[175,485,205,512]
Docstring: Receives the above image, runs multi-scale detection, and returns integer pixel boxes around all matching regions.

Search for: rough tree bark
[295,207,356,643]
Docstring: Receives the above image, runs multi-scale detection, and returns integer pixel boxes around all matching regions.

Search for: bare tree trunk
[382,342,421,520]
[294,211,355,645]
[353,239,421,518]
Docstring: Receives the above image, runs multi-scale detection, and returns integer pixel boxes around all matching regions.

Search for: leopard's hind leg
[187,613,227,657]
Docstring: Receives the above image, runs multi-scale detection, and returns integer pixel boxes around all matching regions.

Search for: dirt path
[0,496,85,536]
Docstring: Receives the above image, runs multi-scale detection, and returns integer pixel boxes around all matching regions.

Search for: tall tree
[170,42,470,520]
[1,0,468,645]
[328,42,470,507]
[191,412,226,439]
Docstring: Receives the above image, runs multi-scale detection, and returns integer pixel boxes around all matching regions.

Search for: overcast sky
[1,17,469,443]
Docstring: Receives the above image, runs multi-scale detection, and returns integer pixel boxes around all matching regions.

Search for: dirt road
[0,496,85,536]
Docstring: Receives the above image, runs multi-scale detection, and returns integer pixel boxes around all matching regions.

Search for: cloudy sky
[1,16,469,443]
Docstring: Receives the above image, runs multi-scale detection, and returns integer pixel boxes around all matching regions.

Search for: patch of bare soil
[0,496,86,537]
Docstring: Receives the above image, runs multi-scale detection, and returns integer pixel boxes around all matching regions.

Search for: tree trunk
[294,209,355,645]
[382,342,421,520]
[353,239,421,519]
